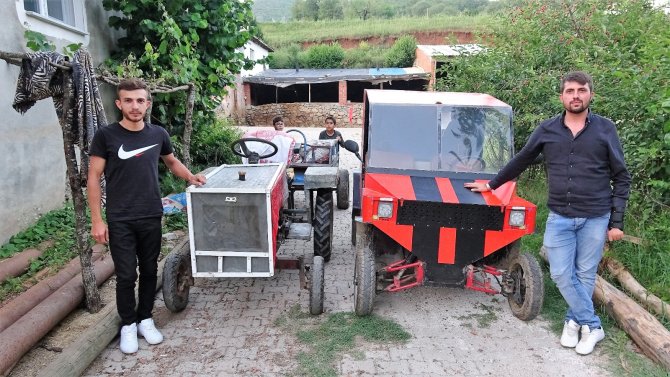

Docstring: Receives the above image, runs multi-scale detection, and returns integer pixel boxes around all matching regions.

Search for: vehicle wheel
[162,246,192,312]
[309,256,325,315]
[313,189,334,262]
[336,168,349,210]
[354,229,376,316]
[507,253,544,321]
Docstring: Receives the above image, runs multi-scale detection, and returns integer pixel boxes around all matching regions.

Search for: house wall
[220,39,271,118]
[414,48,436,90]
[0,3,121,245]
[243,103,363,128]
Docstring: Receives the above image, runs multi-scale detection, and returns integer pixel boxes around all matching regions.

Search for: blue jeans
[544,211,610,329]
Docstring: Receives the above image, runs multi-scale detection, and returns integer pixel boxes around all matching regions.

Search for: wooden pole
[59,69,101,312]
[603,257,670,318]
[182,83,196,169]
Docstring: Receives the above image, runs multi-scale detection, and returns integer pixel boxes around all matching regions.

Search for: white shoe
[120,323,138,354]
[137,318,164,345]
[575,325,605,355]
[560,319,580,348]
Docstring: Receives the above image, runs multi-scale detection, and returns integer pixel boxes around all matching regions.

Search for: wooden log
[540,247,670,370]
[0,249,42,283]
[595,276,670,369]
[36,238,187,377]
[603,257,670,318]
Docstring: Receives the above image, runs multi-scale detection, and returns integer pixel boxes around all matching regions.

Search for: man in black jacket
[465,71,631,355]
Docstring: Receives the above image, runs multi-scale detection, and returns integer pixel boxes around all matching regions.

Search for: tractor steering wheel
[231,138,279,164]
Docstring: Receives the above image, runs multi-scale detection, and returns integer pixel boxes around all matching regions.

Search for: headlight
[377,199,394,219]
[509,207,526,227]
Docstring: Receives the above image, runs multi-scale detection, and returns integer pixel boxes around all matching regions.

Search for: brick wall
[242,102,364,128]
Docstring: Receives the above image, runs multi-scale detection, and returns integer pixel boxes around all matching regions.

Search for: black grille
[397,201,504,231]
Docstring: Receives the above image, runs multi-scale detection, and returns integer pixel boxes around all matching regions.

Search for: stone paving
[85,128,612,377]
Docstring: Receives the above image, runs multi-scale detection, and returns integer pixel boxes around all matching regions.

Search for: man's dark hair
[560,71,594,93]
[272,116,283,125]
[117,78,151,99]
[325,115,336,125]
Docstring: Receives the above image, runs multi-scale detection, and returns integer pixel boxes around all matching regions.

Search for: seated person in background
[272,116,285,131]
[319,115,343,146]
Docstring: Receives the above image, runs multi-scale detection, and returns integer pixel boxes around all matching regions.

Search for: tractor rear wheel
[507,253,544,321]
[309,256,325,315]
[163,245,192,312]
[313,189,334,262]
[336,168,349,210]
[354,226,376,316]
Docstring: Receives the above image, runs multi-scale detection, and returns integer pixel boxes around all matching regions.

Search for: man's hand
[464,182,490,192]
[91,220,109,244]
[188,173,207,186]
[607,227,624,242]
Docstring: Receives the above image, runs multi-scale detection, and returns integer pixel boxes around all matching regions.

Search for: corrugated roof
[243,68,429,87]
[417,44,484,57]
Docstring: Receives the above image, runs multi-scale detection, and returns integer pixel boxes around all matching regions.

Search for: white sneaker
[560,319,580,348]
[120,323,138,354]
[137,318,164,345]
[575,325,605,355]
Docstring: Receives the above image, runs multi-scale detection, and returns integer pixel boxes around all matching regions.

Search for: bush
[385,35,417,68]
[305,43,345,68]
[160,118,241,195]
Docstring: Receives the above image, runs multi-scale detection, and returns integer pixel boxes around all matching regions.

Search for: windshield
[367,104,513,173]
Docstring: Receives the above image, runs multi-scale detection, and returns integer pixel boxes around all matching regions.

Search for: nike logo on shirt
[117,144,158,160]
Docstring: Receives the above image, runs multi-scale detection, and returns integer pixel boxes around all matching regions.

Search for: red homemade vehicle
[352,89,544,320]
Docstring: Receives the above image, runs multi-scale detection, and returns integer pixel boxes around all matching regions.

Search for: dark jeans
[108,217,162,325]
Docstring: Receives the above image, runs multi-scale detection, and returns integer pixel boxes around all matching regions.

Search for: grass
[457,303,500,329]
[260,14,494,48]
[275,305,410,377]
[515,170,670,376]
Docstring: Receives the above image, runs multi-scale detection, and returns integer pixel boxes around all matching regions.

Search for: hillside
[260,14,492,48]
[252,0,295,22]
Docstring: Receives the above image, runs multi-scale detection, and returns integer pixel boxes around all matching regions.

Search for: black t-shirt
[89,122,173,221]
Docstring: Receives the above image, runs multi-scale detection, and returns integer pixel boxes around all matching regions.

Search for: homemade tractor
[162,128,358,315]
[352,90,544,321]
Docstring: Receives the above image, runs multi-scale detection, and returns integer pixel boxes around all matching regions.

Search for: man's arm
[465,124,545,192]
[87,156,108,244]
[606,128,632,241]
[161,154,207,186]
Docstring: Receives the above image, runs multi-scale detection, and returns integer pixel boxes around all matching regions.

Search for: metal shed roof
[365,89,511,108]
[243,68,429,87]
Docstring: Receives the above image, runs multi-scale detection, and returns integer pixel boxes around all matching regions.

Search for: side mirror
[343,140,359,154]
[343,140,362,162]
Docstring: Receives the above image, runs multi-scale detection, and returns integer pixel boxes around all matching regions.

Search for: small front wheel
[507,253,544,321]
[354,226,376,316]
[162,245,192,312]
[336,168,349,210]
[309,256,325,315]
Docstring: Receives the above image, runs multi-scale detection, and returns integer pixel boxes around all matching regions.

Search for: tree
[319,0,344,20]
[102,0,257,142]
[305,43,345,68]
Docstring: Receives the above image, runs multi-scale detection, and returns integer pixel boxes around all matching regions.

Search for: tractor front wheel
[313,189,334,262]
[354,225,376,316]
[336,168,349,210]
[162,245,192,312]
[507,253,544,321]
[309,256,325,315]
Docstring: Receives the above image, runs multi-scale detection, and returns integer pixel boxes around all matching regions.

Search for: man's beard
[565,100,589,114]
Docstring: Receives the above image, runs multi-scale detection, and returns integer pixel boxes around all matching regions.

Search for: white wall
[0,1,121,245]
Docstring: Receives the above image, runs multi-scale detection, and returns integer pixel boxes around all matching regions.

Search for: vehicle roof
[365,89,511,108]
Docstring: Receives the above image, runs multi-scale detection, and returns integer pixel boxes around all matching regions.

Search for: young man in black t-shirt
[318,115,343,145]
[87,78,206,354]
